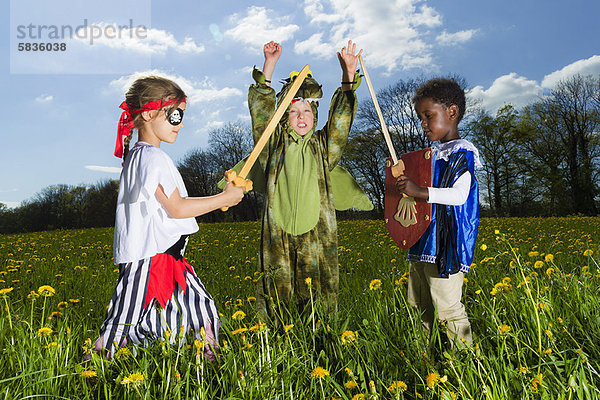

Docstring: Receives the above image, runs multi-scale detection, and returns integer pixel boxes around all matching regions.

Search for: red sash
[145,253,195,308]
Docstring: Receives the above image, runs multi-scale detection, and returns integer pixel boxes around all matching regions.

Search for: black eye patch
[166,108,184,125]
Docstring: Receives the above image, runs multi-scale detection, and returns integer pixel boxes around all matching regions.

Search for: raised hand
[337,40,362,72]
[264,41,281,63]
[337,40,362,90]
[263,41,281,85]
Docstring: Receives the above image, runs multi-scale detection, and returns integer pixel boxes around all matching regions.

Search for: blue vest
[408,148,479,277]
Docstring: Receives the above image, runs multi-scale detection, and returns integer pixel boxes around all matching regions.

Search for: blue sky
[2,0,600,207]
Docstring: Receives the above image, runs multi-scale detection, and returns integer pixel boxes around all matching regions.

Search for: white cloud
[194,120,225,137]
[541,55,600,88]
[225,6,300,48]
[35,94,53,103]
[74,23,204,55]
[436,29,478,46]
[294,33,332,59]
[468,73,542,112]
[85,165,122,174]
[0,201,21,209]
[295,0,448,73]
[109,70,242,105]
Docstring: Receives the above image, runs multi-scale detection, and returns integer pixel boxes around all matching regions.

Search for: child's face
[144,101,186,145]
[288,100,314,136]
[415,97,459,143]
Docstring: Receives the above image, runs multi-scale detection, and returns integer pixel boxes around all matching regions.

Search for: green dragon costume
[226,68,372,320]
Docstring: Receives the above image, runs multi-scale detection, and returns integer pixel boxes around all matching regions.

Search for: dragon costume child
[241,68,372,320]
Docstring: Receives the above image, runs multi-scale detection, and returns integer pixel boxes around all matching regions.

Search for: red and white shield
[384,148,433,250]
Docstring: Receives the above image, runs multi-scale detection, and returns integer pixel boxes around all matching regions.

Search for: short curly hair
[412,78,466,122]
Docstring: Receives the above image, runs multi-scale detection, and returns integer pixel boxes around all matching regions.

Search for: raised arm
[320,40,362,167]
[337,40,362,91]
[262,41,281,87]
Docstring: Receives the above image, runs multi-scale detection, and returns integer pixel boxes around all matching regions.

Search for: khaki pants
[407,260,472,347]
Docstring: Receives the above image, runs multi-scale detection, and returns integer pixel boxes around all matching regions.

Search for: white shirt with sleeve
[427,171,472,206]
[113,141,199,264]
[426,139,481,206]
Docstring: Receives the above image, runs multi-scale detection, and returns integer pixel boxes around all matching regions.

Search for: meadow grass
[0,217,599,399]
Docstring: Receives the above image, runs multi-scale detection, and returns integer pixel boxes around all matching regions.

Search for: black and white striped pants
[98,257,219,357]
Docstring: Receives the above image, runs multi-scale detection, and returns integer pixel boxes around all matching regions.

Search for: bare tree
[208,122,254,175]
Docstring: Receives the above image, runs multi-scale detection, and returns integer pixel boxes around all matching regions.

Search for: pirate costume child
[95,94,223,360]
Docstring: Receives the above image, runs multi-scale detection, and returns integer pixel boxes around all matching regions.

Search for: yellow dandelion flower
[344,367,354,377]
[369,279,382,291]
[341,330,357,345]
[232,310,246,321]
[351,394,365,400]
[583,249,593,256]
[284,324,294,333]
[69,298,80,303]
[305,277,312,286]
[534,260,544,269]
[37,285,55,297]
[426,372,440,388]
[528,251,539,257]
[115,347,131,360]
[48,311,62,319]
[37,327,53,336]
[480,244,487,251]
[519,366,528,374]
[247,296,256,302]
[557,317,563,323]
[121,373,144,386]
[248,321,266,331]
[475,289,482,294]
[81,370,97,378]
[499,324,511,335]
[546,268,554,277]
[231,327,248,335]
[45,342,59,349]
[544,348,552,354]
[241,343,253,350]
[545,329,552,338]
[545,254,554,263]
[388,380,408,393]
[310,366,329,380]
[494,229,500,234]
[531,373,543,392]
[57,301,68,310]
[345,380,358,390]
[0,287,13,295]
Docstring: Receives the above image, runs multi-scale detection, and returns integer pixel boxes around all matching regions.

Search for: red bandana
[114,97,186,158]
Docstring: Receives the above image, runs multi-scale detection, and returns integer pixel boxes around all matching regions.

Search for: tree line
[1,73,599,233]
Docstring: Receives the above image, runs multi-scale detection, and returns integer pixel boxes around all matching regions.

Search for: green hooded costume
[242,67,372,320]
